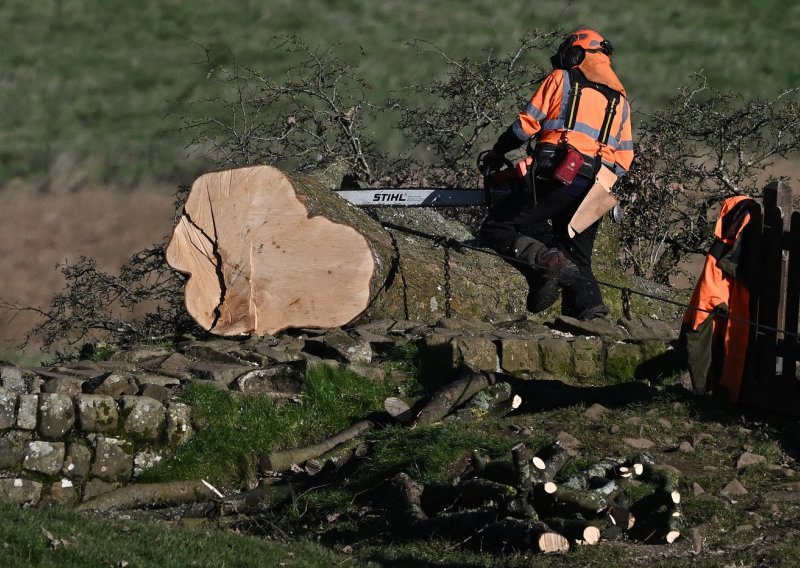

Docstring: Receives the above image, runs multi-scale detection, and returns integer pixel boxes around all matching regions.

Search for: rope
[378,220,800,340]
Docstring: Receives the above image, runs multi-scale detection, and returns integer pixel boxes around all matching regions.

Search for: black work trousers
[480,174,604,318]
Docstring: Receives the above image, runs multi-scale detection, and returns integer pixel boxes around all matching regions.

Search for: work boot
[576,303,610,322]
[526,248,580,313]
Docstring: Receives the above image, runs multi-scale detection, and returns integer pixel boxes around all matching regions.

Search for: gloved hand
[480,150,506,172]
[512,236,546,267]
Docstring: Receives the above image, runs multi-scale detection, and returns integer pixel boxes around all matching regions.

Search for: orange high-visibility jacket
[510,68,634,176]
[682,195,759,402]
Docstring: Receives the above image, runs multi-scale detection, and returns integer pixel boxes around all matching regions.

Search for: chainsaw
[334,152,624,229]
[335,151,518,208]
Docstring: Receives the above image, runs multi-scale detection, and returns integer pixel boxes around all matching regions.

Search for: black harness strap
[565,69,622,147]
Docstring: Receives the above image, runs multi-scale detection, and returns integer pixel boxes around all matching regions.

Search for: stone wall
[0,314,680,507]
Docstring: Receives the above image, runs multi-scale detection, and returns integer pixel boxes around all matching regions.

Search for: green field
[2,0,799,188]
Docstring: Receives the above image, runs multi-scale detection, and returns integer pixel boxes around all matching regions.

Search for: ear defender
[550,35,585,69]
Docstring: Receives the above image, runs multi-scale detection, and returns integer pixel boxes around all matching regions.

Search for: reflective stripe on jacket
[510,69,634,176]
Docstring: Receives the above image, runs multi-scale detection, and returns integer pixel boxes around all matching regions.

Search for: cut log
[417,513,570,553]
[533,483,608,520]
[481,518,570,553]
[393,472,427,522]
[166,164,529,336]
[532,442,571,482]
[217,482,296,516]
[543,518,601,545]
[258,419,373,473]
[445,383,521,422]
[303,440,367,476]
[640,462,680,490]
[413,371,496,426]
[634,511,682,544]
[512,443,535,493]
[607,503,636,530]
[473,458,518,486]
[77,480,213,512]
[562,457,628,491]
[420,478,517,516]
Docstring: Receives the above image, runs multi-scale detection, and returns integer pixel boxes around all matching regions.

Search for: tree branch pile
[392,446,684,553]
[248,369,682,553]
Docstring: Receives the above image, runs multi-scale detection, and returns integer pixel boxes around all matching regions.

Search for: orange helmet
[551,28,614,69]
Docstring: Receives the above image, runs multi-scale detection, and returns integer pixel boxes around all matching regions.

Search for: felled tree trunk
[166,165,528,336]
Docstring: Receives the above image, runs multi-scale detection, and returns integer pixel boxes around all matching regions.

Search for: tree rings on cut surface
[166,165,375,335]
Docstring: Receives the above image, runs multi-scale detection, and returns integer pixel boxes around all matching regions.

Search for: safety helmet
[551,28,614,69]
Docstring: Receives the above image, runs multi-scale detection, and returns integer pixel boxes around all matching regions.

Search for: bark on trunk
[543,518,601,545]
[258,419,374,473]
[167,164,528,336]
[532,442,571,482]
[420,478,518,517]
[413,371,496,426]
[76,480,213,512]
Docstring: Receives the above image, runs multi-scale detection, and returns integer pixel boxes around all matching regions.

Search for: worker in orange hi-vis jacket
[480,28,634,321]
[680,195,760,403]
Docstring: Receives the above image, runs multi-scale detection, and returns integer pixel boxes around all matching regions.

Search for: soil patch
[0,186,176,357]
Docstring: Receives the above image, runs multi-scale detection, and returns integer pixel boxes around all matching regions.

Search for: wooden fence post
[763,181,794,340]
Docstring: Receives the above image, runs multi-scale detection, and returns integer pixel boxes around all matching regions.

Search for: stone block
[318,329,374,364]
[0,478,42,506]
[134,374,182,388]
[76,394,119,433]
[165,403,193,447]
[0,387,16,429]
[620,316,678,342]
[1,367,34,395]
[181,343,245,365]
[38,393,75,439]
[134,449,164,477]
[41,376,86,396]
[157,352,193,372]
[91,437,133,482]
[230,364,305,396]
[453,336,498,372]
[419,333,462,385]
[345,363,387,383]
[0,430,32,471]
[120,396,165,441]
[188,361,254,383]
[138,383,176,404]
[62,442,92,479]
[84,372,138,397]
[636,341,680,379]
[605,342,644,383]
[42,479,79,507]
[16,394,37,430]
[23,441,66,476]
[110,344,172,363]
[552,315,627,340]
[573,337,603,382]
[539,338,574,378]
[498,337,541,374]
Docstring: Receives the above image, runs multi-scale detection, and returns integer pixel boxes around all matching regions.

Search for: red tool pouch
[552,144,584,185]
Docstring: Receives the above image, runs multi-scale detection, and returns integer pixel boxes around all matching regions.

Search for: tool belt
[535,144,598,180]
